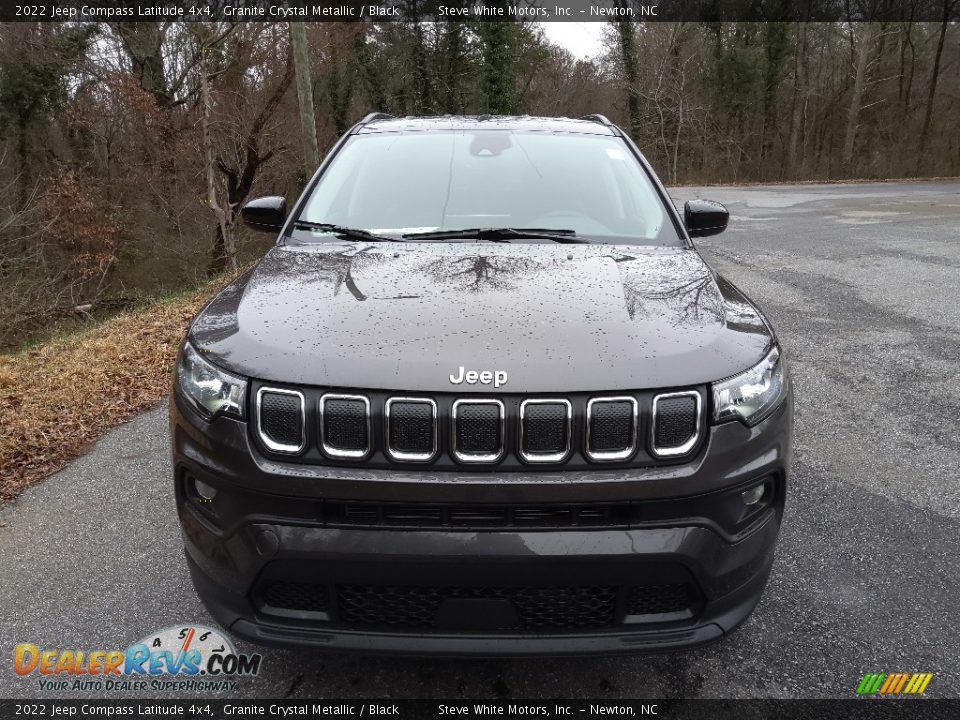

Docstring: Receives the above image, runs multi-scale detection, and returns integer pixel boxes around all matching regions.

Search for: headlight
[177,341,246,420]
[712,346,787,426]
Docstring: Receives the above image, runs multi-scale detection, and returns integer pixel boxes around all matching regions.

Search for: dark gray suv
[170,114,793,655]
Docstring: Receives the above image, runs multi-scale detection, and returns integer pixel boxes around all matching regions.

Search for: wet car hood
[190,242,773,393]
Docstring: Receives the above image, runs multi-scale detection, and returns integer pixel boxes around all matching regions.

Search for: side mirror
[241,196,287,233]
[684,199,729,238]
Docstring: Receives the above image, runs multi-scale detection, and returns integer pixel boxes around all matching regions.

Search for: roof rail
[359,112,395,125]
[578,114,613,126]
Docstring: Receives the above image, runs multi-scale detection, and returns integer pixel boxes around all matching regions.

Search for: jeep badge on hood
[449,366,508,388]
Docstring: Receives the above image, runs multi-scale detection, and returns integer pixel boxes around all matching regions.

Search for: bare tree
[290,21,319,173]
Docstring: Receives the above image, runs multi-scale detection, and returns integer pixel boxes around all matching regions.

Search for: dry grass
[0,275,236,505]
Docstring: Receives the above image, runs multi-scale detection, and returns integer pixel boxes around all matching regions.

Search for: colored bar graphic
[856,673,885,694]
[857,672,933,695]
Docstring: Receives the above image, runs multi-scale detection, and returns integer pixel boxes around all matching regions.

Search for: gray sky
[540,22,607,60]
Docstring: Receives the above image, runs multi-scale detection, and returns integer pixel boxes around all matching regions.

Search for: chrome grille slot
[452,399,504,463]
[319,394,370,459]
[519,399,572,463]
[256,387,305,454]
[385,397,437,462]
[586,396,638,461]
[651,391,701,458]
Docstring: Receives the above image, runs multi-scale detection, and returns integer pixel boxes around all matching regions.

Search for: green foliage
[0,24,98,126]
[476,17,521,114]
[713,24,767,115]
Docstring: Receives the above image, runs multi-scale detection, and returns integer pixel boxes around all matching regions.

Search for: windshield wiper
[401,227,593,244]
[292,221,398,243]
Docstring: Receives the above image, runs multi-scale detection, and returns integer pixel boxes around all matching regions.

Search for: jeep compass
[170,114,793,655]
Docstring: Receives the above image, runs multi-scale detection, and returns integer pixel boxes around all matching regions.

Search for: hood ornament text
[449,366,508,388]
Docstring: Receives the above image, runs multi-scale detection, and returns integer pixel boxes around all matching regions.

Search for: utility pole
[290,20,319,176]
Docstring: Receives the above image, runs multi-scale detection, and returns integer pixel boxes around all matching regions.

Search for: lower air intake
[262,581,329,612]
[336,584,618,630]
[625,584,692,616]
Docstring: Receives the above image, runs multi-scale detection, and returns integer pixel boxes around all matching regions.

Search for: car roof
[355,115,618,136]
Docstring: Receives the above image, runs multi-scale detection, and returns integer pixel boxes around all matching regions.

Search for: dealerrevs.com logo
[13,625,262,692]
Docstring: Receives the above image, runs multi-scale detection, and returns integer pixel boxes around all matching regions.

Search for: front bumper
[171,389,792,656]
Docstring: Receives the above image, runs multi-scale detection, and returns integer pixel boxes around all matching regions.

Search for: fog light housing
[194,479,217,501]
[741,484,765,506]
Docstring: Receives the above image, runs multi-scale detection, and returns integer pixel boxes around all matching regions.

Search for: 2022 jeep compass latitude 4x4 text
[170,114,793,656]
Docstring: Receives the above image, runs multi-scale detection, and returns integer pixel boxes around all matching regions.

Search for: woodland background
[1,15,958,349]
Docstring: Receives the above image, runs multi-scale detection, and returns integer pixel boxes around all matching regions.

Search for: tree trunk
[290,21,320,175]
[15,116,30,210]
[842,23,875,176]
[353,30,387,112]
[478,17,519,114]
[787,23,808,178]
[614,15,641,142]
[410,17,434,113]
[916,0,955,172]
[200,60,233,276]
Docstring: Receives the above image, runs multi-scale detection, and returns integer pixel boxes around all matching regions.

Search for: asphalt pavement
[1,180,958,699]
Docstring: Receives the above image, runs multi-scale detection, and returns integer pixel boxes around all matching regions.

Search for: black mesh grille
[262,581,328,612]
[259,392,303,449]
[388,401,435,455]
[322,398,368,452]
[521,402,569,455]
[257,578,700,627]
[454,403,502,456]
[336,585,618,630]
[322,501,631,529]
[654,395,699,450]
[625,584,692,615]
[588,400,635,453]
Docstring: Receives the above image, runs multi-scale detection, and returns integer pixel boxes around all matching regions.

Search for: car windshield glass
[295,130,681,245]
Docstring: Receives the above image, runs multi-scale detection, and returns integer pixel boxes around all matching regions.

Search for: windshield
[296,130,681,245]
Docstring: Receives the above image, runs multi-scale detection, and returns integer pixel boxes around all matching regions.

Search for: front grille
[386,398,437,461]
[452,400,504,462]
[322,501,631,529]
[320,394,370,458]
[587,397,638,461]
[336,584,618,629]
[520,399,571,462]
[651,392,701,457]
[257,579,699,630]
[253,383,707,468]
[256,388,304,453]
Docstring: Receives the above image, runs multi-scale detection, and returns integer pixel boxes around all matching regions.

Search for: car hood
[190,242,773,393]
